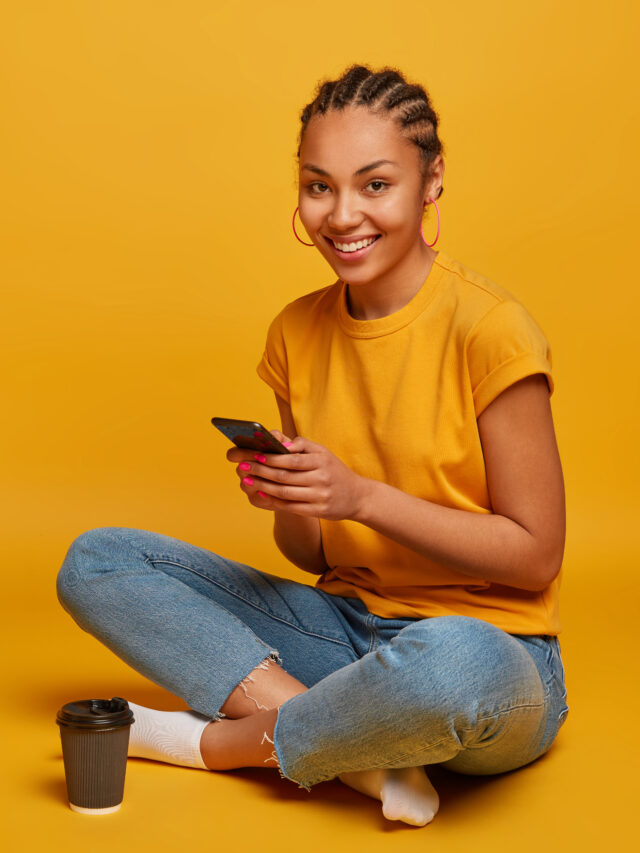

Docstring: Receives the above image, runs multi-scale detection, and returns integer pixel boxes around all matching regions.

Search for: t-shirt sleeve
[256,309,290,403]
[466,299,554,418]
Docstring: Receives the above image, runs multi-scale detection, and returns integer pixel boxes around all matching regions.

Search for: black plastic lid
[56,697,135,730]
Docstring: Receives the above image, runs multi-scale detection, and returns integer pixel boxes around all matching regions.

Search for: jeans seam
[381,700,547,765]
[476,700,546,721]
[146,557,356,652]
[368,734,453,767]
[368,630,379,653]
[365,614,379,653]
[381,700,548,767]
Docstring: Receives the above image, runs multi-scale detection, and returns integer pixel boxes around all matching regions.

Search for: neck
[345,244,438,321]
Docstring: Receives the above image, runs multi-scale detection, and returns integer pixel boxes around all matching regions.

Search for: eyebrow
[301,159,399,177]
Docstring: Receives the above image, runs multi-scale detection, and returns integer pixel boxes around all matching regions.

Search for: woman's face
[298,106,441,288]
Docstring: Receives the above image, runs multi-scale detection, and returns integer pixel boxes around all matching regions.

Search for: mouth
[324,234,381,260]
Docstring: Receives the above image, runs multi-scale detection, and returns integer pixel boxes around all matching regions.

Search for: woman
[56,64,569,828]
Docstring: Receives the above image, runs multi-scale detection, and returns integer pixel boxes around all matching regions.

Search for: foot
[338,765,440,827]
[126,701,211,769]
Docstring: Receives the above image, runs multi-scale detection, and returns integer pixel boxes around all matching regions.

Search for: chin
[340,266,388,286]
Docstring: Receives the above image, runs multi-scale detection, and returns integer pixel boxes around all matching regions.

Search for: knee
[56,527,128,612]
[377,615,538,721]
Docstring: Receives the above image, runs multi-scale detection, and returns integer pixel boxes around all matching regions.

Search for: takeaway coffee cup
[56,697,134,814]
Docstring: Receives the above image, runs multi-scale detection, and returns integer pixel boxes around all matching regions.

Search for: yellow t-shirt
[256,250,561,635]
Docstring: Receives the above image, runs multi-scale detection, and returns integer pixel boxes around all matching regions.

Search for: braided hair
[298,64,445,198]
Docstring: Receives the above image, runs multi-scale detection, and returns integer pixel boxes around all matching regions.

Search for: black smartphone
[211,417,291,454]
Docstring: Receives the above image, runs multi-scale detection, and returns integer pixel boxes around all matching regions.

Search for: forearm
[353,478,554,592]
[273,509,328,575]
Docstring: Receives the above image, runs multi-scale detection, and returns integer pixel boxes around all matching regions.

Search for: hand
[226,430,368,521]
[226,428,294,512]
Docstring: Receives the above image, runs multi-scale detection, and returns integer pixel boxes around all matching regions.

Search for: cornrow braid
[357,70,405,105]
[297,64,444,198]
[329,65,371,110]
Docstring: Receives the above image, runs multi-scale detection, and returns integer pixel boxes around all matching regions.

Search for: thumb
[269,428,294,445]
[282,434,311,453]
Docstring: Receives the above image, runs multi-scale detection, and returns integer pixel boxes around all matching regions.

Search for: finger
[248,487,270,509]
[254,489,319,516]
[242,461,314,485]
[235,462,254,480]
[279,435,324,455]
[240,476,266,501]
[240,474,260,492]
[269,428,293,444]
[245,450,319,474]
[241,479,301,513]
[251,479,315,503]
[226,447,263,464]
[226,433,292,464]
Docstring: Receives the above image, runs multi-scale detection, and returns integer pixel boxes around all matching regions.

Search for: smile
[324,234,381,259]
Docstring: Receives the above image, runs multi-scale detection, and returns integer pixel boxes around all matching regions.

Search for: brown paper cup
[56,697,134,814]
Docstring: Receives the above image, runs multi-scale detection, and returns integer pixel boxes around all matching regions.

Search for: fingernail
[242,477,254,486]
[283,441,293,447]
[257,490,267,498]
[239,462,251,471]
[254,453,267,463]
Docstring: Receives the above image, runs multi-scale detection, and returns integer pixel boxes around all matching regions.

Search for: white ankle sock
[126,701,212,769]
[339,765,440,827]
[380,766,440,826]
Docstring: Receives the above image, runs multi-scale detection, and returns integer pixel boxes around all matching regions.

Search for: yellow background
[2,1,638,849]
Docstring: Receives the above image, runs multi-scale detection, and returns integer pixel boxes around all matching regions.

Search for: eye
[366,180,389,193]
[308,182,330,194]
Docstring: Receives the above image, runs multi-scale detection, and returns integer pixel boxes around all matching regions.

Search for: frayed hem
[237,652,282,712]
[262,730,312,793]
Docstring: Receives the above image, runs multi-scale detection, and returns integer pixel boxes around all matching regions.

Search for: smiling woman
[56,63,568,831]
[296,89,445,318]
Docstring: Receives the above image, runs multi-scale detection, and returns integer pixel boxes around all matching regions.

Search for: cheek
[375,197,419,233]
[298,200,322,230]
[380,212,418,239]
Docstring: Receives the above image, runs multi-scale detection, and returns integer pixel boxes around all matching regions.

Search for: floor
[5,527,637,853]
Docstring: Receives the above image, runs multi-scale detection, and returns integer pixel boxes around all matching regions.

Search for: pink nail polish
[283,441,293,447]
[239,462,251,471]
[254,454,267,463]
[242,477,254,486]
[257,490,267,498]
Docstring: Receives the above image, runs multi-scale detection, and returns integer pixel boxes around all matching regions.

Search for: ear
[423,154,445,204]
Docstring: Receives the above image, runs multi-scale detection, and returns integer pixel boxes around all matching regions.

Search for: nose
[327,191,363,232]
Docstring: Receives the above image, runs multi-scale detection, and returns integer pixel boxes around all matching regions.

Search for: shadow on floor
[37,677,559,831]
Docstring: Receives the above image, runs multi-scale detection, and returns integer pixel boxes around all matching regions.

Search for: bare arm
[236,376,565,592]
[272,393,329,575]
[352,374,566,592]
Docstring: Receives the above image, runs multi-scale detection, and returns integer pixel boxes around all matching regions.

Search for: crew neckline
[336,251,448,338]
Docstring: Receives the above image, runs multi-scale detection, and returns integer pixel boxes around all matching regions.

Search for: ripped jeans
[56,527,570,791]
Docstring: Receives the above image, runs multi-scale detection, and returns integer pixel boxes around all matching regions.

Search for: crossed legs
[57,527,550,829]
[196,655,440,827]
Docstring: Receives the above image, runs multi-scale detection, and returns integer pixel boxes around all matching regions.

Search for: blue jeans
[56,527,569,790]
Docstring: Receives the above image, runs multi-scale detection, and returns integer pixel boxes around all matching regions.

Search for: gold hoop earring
[421,198,441,247]
[292,206,314,246]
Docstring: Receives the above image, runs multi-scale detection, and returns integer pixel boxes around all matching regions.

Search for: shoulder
[435,254,555,416]
[437,251,521,314]
[436,251,548,341]
[266,280,341,336]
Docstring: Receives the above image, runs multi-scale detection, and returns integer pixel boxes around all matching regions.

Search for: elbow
[273,530,329,576]
[531,543,565,592]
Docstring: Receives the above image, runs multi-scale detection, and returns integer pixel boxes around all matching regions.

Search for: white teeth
[333,236,377,253]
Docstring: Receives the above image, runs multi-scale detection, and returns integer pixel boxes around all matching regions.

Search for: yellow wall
[3,2,639,846]
[4,0,638,604]
[4,1,637,580]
